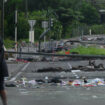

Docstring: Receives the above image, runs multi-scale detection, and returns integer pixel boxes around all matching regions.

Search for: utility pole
[1,0,4,39]
[15,10,18,52]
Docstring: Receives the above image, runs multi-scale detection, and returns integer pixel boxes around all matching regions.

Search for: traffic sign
[42,21,48,28]
[28,20,36,31]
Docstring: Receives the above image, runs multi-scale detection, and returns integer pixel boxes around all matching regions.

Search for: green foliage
[3,0,103,40]
[28,0,61,10]
[17,12,29,39]
[28,10,47,20]
[51,19,63,39]
[80,2,100,25]
[4,39,15,49]
[9,0,22,4]
[71,46,105,55]
[90,24,105,34]
[58,46,105,55]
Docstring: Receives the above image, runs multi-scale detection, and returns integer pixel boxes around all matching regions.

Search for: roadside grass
[71,46,105,55]
[58,46,105,55]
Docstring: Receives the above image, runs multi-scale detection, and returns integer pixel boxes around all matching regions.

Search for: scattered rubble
[5,83,17,87]
[37,67,70,72]
[36,61,105,73]
[6,76,105,88]
[72,60,105,71]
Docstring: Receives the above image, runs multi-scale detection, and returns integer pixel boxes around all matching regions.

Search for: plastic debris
[8,76,105,88]
[72,80,82,86]
[61,81,68,86]
[45,76,49,83]
[28,80,37,86]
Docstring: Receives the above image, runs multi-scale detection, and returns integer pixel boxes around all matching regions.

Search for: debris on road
[7,77,105,88]
[37,67,71,72]
[72,60,105,71]
[5,83,17,87]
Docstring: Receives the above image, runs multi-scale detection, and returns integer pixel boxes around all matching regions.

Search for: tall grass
[70,46,105,55]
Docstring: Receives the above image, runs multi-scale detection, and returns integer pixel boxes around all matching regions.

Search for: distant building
[99,10,105,23]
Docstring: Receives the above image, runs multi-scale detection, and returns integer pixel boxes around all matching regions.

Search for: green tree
[56,7,83,38]
[17,12,29,39]
[80,2,100,25]
[3,0,103,40]
[4,0,23,39]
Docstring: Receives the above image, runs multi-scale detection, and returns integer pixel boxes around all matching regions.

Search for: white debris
[28,80,37,86]
[92,95,98,99]
[8,58,16,61]
[71,70,81,73]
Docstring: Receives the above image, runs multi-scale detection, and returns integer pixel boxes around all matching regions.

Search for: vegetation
[4,39,15,49]
[0,0,105,40]
[71,46,105,55]
[58,46,105,55]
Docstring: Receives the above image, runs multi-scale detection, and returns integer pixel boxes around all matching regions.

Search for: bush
[90,24,105,34]
[4,39,15,49]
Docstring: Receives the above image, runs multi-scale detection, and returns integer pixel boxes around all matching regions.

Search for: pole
[15,10,18,53]
[15,10,17,43]
[39,40,41,52]
[89,29,92,36]
[1,0,4,39]
[44,28,46,49]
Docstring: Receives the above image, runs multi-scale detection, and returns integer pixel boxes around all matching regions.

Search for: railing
[5,51,105,59]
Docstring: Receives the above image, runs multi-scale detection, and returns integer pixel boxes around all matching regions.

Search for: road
[1,60,105,105]
[4,86,105,105]
[9,60,105,80]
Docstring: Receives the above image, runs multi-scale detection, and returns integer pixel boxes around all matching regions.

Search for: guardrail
[65,40,105,45]
[5,51,105,59]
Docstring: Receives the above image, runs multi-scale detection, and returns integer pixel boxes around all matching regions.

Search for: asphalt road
[10,60,105,80]
[2,60,105,105]
[1,86,105,105]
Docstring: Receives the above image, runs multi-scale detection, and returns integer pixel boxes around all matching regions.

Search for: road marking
[67,63,72,69]
[67,63,80,79]
[10,62,30,81]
